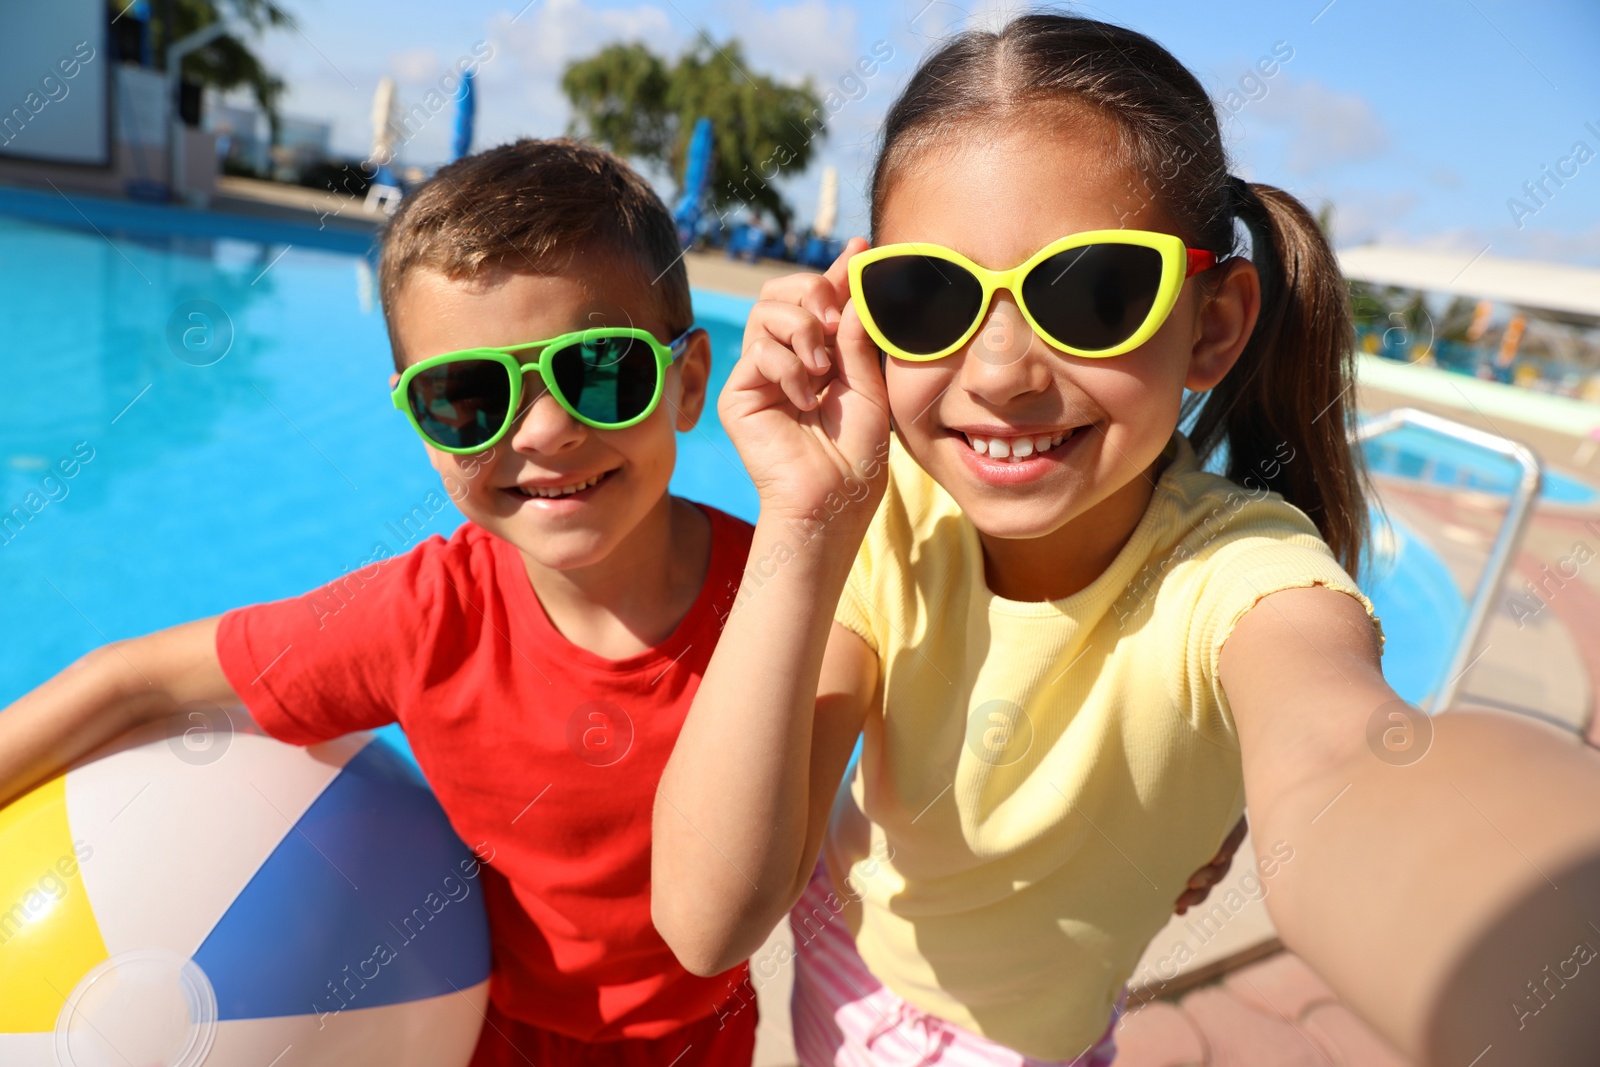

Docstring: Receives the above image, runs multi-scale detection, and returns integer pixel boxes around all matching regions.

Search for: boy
[0,138,757,1066]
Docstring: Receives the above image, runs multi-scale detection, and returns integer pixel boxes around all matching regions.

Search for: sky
[233,0,1600,266]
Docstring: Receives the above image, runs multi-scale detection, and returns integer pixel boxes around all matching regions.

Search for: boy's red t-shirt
[214,504,754,1042]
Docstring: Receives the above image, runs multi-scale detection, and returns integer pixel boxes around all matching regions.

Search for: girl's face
[876,114,1244,546]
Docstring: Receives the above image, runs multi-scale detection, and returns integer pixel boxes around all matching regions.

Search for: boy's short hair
[378,138,691,368]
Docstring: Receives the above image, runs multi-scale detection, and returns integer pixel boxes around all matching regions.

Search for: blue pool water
[1359,510,1463,704]
[1363,422,1599,504]
[0,201,1452,713]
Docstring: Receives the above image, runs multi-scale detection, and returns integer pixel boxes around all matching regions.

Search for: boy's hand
[1174,814,1248,915]
[0,617,237,810]
[720,237,889,529]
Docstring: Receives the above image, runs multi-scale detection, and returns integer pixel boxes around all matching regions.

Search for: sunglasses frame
[847,229,1219,362]
[391,325,699,454]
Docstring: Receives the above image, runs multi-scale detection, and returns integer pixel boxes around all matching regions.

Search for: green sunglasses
[391,326,699,454]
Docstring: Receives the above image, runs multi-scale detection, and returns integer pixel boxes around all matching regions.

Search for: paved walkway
[685,248,812,294]
[1112,950,1412,1066]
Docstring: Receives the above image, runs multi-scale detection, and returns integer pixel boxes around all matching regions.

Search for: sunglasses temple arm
[1185,249,1219,277]
[668,326,700,360]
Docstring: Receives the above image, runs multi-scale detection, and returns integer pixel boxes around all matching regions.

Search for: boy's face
[388,255,710,572]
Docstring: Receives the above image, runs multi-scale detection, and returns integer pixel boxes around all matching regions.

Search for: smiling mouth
[960,428,1085,462]
[506,469,615,499]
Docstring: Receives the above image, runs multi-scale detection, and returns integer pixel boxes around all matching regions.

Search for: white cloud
[727,0,860,85]
[1500,222,1600,267]
[1321,188,1419,246]
[476,0,682,153]
[1324,220,1600,270]
[1244,77,1391,174]
[490,0,677,73]
[1383,227,1485,256]
[904,0,1031,39]
[391,48,442,83]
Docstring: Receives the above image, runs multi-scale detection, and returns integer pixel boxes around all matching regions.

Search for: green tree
[109,0,290,135]
[1435,295,1480,343]
[1315,201,1335,242]
[559,42,671,163]
[1348,280,1394,332]
[563,39,826,230]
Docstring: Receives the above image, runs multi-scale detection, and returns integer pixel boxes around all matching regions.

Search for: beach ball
[0,708,489,1066]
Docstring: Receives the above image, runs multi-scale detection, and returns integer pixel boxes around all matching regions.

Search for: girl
[654,14,1600,1067]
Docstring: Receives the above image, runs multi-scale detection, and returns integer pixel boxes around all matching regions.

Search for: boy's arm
[1223,584,1600,1065]
[0,616,237,809]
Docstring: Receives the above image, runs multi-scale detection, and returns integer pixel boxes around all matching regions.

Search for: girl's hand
[720,237,890,527]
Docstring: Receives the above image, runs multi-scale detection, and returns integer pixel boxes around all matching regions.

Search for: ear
[669,328,712,432]
[1187,257,1261,392]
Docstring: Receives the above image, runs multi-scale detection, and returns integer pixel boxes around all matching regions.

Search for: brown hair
[378,137,691,368]
[870,14,1369,575]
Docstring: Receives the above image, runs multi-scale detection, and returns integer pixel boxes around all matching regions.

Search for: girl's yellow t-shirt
[827,430,1384,1060]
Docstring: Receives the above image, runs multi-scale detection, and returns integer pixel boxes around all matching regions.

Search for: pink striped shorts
[789,864,1123,1067]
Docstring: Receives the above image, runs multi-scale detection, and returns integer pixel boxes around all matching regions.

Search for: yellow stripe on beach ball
[0,774,108,1033]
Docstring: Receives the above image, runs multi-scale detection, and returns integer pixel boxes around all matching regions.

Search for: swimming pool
[1363,421,1599,505]
[0,200,1454,717]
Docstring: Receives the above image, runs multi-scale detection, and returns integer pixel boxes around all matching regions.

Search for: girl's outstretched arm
[652,239,890,976]
[1223,584,1600,1065]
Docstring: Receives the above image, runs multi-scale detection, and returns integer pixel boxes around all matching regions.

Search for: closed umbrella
[673,117,714,244]
[369,76,399,189]
[814,166,838,239]
[450,70,476,163]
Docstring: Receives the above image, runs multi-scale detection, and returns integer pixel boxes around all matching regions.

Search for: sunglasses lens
[859,255,984,356]
[1021,243,1163,352]
[550,335,660,426]
[406,359,512,450]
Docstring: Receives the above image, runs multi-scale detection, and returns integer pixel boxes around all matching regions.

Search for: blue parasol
[450,69,476,163]
[129,1,154,68]
[673,117,714,243]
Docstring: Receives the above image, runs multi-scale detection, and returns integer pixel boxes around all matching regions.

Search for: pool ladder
[1354,407,1543,713]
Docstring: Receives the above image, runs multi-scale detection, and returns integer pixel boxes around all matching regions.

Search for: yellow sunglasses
[847,229,1219,361]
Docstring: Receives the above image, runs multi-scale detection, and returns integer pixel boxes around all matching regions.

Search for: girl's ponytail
[1181,180,1370,577]
[868,14,1374,579]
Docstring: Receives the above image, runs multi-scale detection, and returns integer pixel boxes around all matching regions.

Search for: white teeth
[525,474,602,498]
[961,430,1084,460]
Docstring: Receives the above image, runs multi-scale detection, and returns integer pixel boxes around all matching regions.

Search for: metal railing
[1354,407,1543,712]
